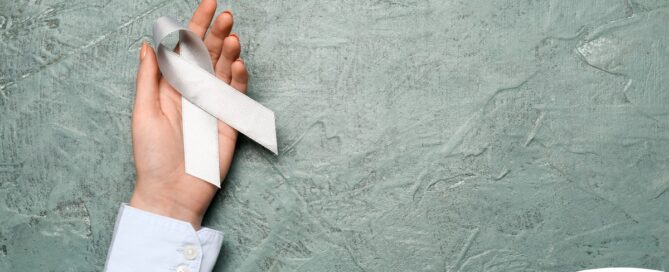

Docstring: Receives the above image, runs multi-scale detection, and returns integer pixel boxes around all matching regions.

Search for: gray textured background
[1,0,668,271]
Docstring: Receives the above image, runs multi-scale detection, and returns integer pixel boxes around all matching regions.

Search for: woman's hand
[129,0,248,229]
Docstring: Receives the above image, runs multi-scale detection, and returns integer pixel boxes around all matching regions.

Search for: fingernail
[140,42,147,60]
[229,33,239,40]
[236,58,244,64]
[223,10,232,17]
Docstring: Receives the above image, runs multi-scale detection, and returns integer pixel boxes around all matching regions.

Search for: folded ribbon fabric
[153,16,277,187]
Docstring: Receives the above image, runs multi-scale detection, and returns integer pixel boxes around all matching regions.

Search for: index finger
[187,0,217,39]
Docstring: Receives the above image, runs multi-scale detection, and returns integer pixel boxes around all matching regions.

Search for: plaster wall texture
[1,0,668,271]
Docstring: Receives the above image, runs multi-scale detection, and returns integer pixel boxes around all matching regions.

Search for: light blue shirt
[105,204,223,272]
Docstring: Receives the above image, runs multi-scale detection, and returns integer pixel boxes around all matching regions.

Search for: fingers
[135,42,161,116]
[204,11,233,64]
[214,30,249,178]
[230,59,248,93]
[188,0,217,39]
[215,34,241,82]
[217,58,248,179]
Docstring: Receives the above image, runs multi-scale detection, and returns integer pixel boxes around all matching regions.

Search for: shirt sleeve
[104,204,224,272]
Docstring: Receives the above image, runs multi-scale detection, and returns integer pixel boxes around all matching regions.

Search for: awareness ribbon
[153,16,277,187]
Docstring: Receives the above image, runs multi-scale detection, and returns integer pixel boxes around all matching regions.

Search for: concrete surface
[1,0,668,271]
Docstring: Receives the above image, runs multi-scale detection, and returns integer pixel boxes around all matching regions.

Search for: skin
[130,0,247,229]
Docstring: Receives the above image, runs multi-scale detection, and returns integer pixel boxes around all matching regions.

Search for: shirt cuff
[105,204,223,272]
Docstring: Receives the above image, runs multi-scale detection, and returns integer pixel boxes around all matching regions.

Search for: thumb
[134,42,161,116]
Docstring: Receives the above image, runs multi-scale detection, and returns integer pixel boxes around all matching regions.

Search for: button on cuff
[182,244,199,260]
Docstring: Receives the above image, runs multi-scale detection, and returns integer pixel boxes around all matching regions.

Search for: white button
[182,245,198,260]
[176,265,190,272]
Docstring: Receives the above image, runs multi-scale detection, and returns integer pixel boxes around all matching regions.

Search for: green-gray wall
[1,0,668,271]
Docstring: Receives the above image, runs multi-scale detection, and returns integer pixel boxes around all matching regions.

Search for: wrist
[129,190,203,229]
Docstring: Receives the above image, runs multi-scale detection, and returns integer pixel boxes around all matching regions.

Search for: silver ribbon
[153,16,277,187]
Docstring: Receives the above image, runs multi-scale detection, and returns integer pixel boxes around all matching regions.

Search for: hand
[129,0,248,229]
